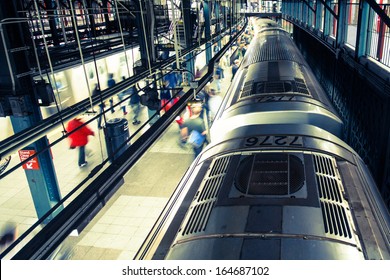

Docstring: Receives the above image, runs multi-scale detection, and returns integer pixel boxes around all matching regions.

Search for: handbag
[187,130,205,148]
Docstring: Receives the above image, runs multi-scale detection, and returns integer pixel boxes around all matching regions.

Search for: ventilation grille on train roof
[314,154,352,239]
[181,156,231,236]
[246,36,302,64]
[240,78,309,98]
[253,79,309,95]
[181,201,216,235]
[235,154,305,195]
[241,80,254,98]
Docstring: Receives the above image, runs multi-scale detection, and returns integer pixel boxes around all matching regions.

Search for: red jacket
[66,118,94,147]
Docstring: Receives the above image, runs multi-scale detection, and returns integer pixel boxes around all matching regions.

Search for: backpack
[187,130,205,148]
[147,98,160,110]
[140,94,149,106]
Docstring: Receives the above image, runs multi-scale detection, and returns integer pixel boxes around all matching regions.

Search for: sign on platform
[18,149,40,170]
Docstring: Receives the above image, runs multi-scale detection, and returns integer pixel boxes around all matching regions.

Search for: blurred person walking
[231,59,240,81]
[214,61,224,92]
[129,84,141,125]
[0,221,18,254]
[207,88,223,125]
[66,117,95,167]
[180,102,207,158]
[92,84,105,129]
[117,77,132,115]
[107,73,116,113]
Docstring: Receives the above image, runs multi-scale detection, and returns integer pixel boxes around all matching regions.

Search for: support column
[135,0,156,70]
[182,1,195,81]
[146,0,156,62]
[43,0,60,46]
[315,1,323,30]
[11,105,62,223]
[203,1,212,63]
[228,0,233,35]
[308,0,315,27]
[324,0,332,36]
[336,0,347,47]
[376,5,385,60]
[355,0,370,59]
[215,1,221,50]
[102,0,112,34]
[0,1,62,222]
[85,0,98,38]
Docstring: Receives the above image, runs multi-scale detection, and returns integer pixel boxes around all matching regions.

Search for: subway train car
[135,18,390,260]
[211,17,343,143]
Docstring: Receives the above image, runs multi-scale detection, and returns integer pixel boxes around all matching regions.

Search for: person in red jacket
[66,117,95,167]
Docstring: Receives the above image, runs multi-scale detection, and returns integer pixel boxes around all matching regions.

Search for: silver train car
[212,18,343,142]
[135,18,390,260]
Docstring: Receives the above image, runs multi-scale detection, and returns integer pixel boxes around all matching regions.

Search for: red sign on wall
[18,150,40,170]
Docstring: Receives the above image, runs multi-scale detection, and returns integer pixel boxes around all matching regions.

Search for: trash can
[104,118,130,162]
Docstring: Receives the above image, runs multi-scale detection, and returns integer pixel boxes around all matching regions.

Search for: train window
[234,153,305,195]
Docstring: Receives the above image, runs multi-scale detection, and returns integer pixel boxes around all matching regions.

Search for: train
[135,17,390,260]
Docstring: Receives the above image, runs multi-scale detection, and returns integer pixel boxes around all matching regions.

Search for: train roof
[164,129,390,259]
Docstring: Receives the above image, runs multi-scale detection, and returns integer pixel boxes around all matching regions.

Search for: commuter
[238,44,247,59]
[129,84,141,125]
[117,77,131,115]
[223,52,230,68]
[92,84,104,129]
[207,88,223,124]
[272,2,278,12]
[172,64,183,87]
[250,0,258,12]
[195,67,202,79]
[141,82,160,126]
[196,84,210,121]
[160,80,172,112]
[107,73,116,113]
[213,42,220,55]
[0,222,17,254]
[231,59,240,81]
[180,102,207,158]
[164,67,178,89]
[160,50,169,60]
[66,117,95,167]
[214,61,224,92]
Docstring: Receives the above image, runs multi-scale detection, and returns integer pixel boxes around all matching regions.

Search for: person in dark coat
[92,84,104,129]
[66,117,95,167]
[231,59,240,81]
[214,61,224,92]
[0,222,18,253]
[129,84,141,125]
[117,77,130,115]
[141,83,160,126]
[107,73,116,113]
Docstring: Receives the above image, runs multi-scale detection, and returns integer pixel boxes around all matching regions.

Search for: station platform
[54,120,196,260]
[0,60,234,260]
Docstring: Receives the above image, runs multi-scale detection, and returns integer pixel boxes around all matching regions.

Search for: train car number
[244,136,303,147]
[256,95,297,102]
